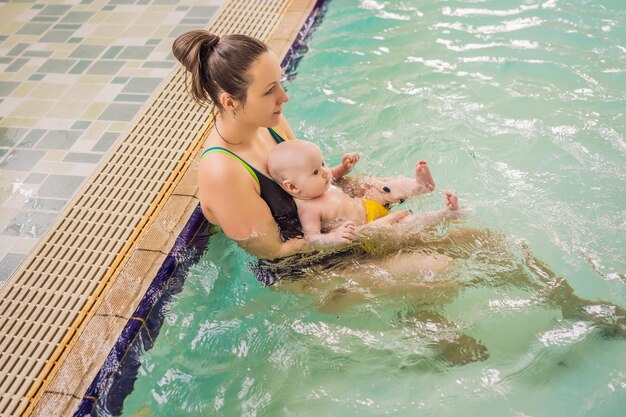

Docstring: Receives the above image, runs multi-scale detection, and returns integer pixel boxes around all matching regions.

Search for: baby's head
[268,140,332,200]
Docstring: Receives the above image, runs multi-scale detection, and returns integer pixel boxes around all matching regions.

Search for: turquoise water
[118,0,625,416]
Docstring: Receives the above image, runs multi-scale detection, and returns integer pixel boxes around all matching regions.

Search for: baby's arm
[331,152,360,180]
[299,206,357,247]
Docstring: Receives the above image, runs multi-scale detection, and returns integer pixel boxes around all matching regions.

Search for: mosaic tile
[118,46,154,60]
[40,30,73,43]
[93,132,120,152]
[63,152,102,163]
[71,121,91,130]
[38,174,85,199]
[28,74,45,81]
[0,57,12,64]
[23,50,54,57]
[2,210,58,238]
[102,46,123,59]
[37,130,82,150]
[146,39,160,45]
[122,77,161,93]
[62,12,93,23]
[112,76,129,84]
[69,60,92,74]
[17,23,51,36]
[142,61,174,68]
[39,5,72,16]
[0,149,45,171]
[7,43,28,56]
[37,59,76,73]
[0,149,7,160]
[68,37,83,43]
[18,129,46,148]
[6,59,29,72]
[24,197,67,211]
[24,173,47,184]
[114,94,149,103]
[0,253,26,282]
[188,6,219,17]
[0,82,20,97]
[87,60,124,75]
[0,127,27,147]
[99,103,141,121]
[32,4,45,9]
[70,45,106,59]
[33,17,59,23]
[53,24,81,30]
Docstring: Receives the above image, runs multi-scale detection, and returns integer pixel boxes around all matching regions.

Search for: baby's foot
[415,160,435,193]
[445,191,459,211]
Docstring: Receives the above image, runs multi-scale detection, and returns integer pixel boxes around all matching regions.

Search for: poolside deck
[0,0,320,415]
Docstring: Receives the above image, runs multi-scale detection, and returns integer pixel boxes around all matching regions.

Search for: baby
[268,140,460,247]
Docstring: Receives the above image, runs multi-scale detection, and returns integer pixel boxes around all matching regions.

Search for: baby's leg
[362,160,436,205]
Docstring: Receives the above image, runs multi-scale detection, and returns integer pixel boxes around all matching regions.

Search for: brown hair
[172,30,268,109]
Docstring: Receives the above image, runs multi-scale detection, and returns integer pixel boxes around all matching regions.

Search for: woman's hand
[332,152,360,179]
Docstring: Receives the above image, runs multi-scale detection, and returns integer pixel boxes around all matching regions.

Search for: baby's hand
[329,221,357,244]
[341,152,360,173]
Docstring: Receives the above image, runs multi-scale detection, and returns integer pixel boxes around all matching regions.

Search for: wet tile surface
[0,0,225,283]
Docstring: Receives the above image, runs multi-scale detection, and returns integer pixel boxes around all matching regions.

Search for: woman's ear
[220,92,240,113]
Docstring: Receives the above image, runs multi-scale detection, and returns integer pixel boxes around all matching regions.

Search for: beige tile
[0,208,20,231]
[80,101,107,119]
[11,99,57,118]
[0,117,36,128]
[8,236,38,256]
[43,150,67,162]
[78,75,111,84]
[152,25,173,38]
[11,82,37,98]
[103,11,139,25]
[62,83,105,101]
[109,122,129,132]
[47,100,91,119]
[91,24,127,38]
[29,83,69,100]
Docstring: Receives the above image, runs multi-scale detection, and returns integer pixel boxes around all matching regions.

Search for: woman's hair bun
[172,30,219,73]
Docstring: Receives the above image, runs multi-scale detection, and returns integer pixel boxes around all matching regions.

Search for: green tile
[0,57,12,64]
[109,0,134,4]
[17,23,50,35]
[70,45,106,59]
[81,0,94,4]
[118,46,153,60]
[2,211,58,238]
[7,43,28,56]
[154,0,178,4]
[24,198,66,211]
[32,4,45,9]
[6,59,28,72]
[176,6,189,11]
[102,5,115,10]
[40,5,71,16]
[102,46,122,59]
[0,149,45,171]
[182,18,210,25]
[122,77,161,93]
[0,82,20,97]
[24,173,47,184]
[61,12,93,23]
[69,59,91,74]
[86,60,124,75]
[93,132,119,152]
[37,59,76,73]
[18,129,46,148]
[53,24,81,30]
[114,93,149,103]
[68,38,83,44]
[33,16,59,22]
[0,253,26,282]
[29,74,45,81]
[40,30,73,43]
[146,39,160,46]
[0,148,8,160]
[37,130,82,150]
[99,103,141,121]
[23,51,54,57]
[63,152,102,163]
[71,121,91,130]
[187,6,219,17]
[112,76,129,84]
[0,128,27,147]
[39,174,85,198]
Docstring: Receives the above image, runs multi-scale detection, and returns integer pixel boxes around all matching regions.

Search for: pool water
[117,0,625,416]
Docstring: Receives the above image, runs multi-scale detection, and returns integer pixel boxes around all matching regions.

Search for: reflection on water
[117,0,625,416]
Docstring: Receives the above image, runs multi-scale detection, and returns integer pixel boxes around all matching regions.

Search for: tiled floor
[0,0,225,284]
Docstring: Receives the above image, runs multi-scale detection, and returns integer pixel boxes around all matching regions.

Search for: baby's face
[288,145,332,199]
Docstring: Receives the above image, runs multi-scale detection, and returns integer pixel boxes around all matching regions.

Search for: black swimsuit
[200,127,303,242]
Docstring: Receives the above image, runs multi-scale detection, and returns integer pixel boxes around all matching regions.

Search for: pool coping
[0,0,325,416]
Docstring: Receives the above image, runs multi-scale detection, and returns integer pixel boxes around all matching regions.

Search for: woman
[172,31,625,340]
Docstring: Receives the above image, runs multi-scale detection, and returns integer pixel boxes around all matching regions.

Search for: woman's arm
[199,155,307,259]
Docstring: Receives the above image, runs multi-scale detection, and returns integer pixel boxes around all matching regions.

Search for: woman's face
[238,51,289,127]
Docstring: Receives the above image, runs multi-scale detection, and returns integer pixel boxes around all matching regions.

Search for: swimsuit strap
[199,128,286,186]
[200,147,260,187]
